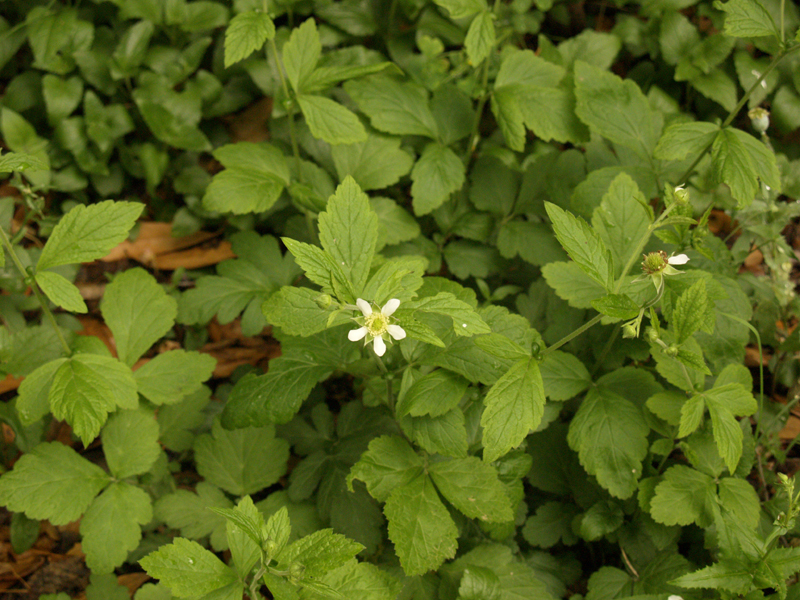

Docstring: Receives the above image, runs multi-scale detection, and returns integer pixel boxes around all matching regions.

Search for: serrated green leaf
[410,142,465,216]
[37,201,143,271]
[481,357,546,463]
[397,370,470,417]
[195,420,289,496]
[567,387,649,498]
[140,538,239,597]
[298,94,367,145]
[733,127,781,192]
[262,286,333,337]
[384,474,458,576]
[714,0,779,40]
[283,19,320,92]
[541,261,606,309]
[265,505,291,556]
[331,135,413,191]
[50,354,138,445]
[303,62,398,95]
[347,435,423,502]
[670,559,751,593]
[42,75,83,125]
[429,457,513,522]
[650,465,714,526]
[283,237,355,302]
[678,393,705,438]
[15,358,66,425]
[279,528,363,578]
[578,500,624,541]
[717,477,759,529]
[102,410,160,479]
[81,482,152,573]
[672,279,709,344]
[35,270,87,313]
[403,292,490,336]
[101,268,177,366]
[591,293,639,319]
[711,127,759,208]
[318,176,378,295]
[473,333,531,362]
[522,501,579,548]
[433,0,487,19]
[545,203,614,290]
[406,409,469,458]
[224,11,275,68]
[654,121,719,161]
[225,496,263,580]
[704,383,757,472]
[0,151,48,174]
[154,482,231,551]
[134,350,216,406]
[465,12,495,66]
[158,387,211,453]
[539,351,591,401]
[0,442,109,525]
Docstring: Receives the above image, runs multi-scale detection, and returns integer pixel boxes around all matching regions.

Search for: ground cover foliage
[1,0,800,598]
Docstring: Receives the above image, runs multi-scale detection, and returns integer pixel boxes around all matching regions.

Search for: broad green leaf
[496,220,567,266]
[545,202,613,290]
[158,387,211,453]
[42,75,83,125]
[262,286,333,337]
[0,442,109,525]
[37,201,143,271]
[574,61,662,159]
[733,127,781,192]
[344,75,438,138]
[410,142,465,216]
[679,393,705,438]
[305,560,403,600]
[347,435,423,503]
[278,528,363,578]
[654,121,719,160]
[541,261,606,309]
[303,62,398,94]
[111,20,154,78]
[331,135,413,191]
[264,505,291,556]
[101,268,178,366]
[282,238,355,301]
[0,151,48,173]
[220,497,263,578]
[402,292,490,336]
[495,49,564,88]
[714,0,779,40]
[406,409,469,458]
[704,383,757,472]
[539,351,591,401]
[650,465,714,526]
[86,574,129,600]
[481,357,546,463]
[154,482,231,551]
[25,8,92,75]
[522,501,579,548]
[318,176,379,294]
[567,387,649,498]
[50,354,138,445]
[139,538,239,597]
[591,293,639,319]
[516,85,588,145]
[465,12,495,66]
[179,1,229,33]
[0,325,69,379]
[102,410,160,479]
[283,19,321,92]
[81,482,152,573]
[473,334,530,362]
[194,420,289,496]
[490,88,526,151]
[591,173,651,279]
[16,358,67,425]
[433,0,487,19]
[224,11,275,68]
[1,108,50,188]
[370,198,421,247]
[578,500,624,541]
[429,457,513,522]
[496,563,555,600]
[670,559,751,593]
[397,370,469,417]
[297,94,367,145]
[134,350,216,406]
[458,565,500,600]
[672,279,709,344]
[711,127,759,208]
[35,270,87,313]
[384,474,458,576]
[717,477,759,529]
[361,255,426,307]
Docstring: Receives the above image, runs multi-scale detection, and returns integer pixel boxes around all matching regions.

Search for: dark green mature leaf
[670,559,751,593]
[406,409,469,458]
[134,350,216,406]
[650,465,714,526]
[101,410,160,479]
[672,280,709,344]
[410,142,465,216]
[298,94,367,145]
[465,12,495,66]
[331,135,413,191]
[539,351,592,400]
[224,11,275,68]
[384,474,458,576]
[37,201,143,271]
[481,357,546,464]
[567,387,649,498]
[154,482,231,552]
[347,435,424,503]
[714,0,779,40]
[655,121,719,160]
[711,127,759,208]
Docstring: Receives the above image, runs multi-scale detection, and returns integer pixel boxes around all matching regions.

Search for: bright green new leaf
[81,482,152,573]
[678,393,705,438]
[429,457,513,522]
[282,237,355,301]
[714,0,779,40]
[717,477,760,529]
[224,497,263,579]
[194,420,289,496]
[384,474,458,576]
[650,465,714,526]
[331,135,413,191]
[134,350,216,406]
[306,560,403,600]
[465,12,495,66]
[545,202,614,290]
[344,75,438,138]
[139,538,239,597]
[670,559,752,593]
[37,201,143,271]
[403,292,490,336]
[224,11,275,68]
[297,94,367,145]
[101,268,178,366]
[0,442,110,525]
[410,142,465,216]
[348,435,423,502]
[0,151,48,174]
[541,261,606,309]
[672,279,709,344]
[654,121,719,160]
[397,369,470,417]
[50,354,138,445]
[495,49,564,88]
[15,358,67,425]
[101,410,160,479]
[318,176,379,294]
[278,528,363,578]
[282,18,321,92]
[361,255,426,307]
[154,482,231,551]
[433,0,487,19]
[567,387,649,498]
[262,286,334,337]
[539,351,591,401]
[481,357,546,463]
[35,270,87,313]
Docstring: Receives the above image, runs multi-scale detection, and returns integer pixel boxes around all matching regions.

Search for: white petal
[381,298,400,316]
[348,327,368,341]
[373,336,386,356]
[356,298,372,316]
[387,324,406,340]
[668,254,689,265]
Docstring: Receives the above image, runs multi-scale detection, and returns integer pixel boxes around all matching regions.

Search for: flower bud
[748,107,770,134]
[664,345,679,357]
[288,562,305,583]
[622,322,638,338]
[314,293,332,309]
[263,538,277,557]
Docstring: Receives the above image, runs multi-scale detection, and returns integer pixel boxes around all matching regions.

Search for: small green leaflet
[0,442,110,525]
[672,279,710,344]
[34,270,87,313]
[298,94,367,145]
[410,142,465,216]
[101,410,161,479]
[714,0,779,41]
[282,18,321,93]
[154,482,231,551]
[428,457,513,522]
[224,11,275,68]
[539,351,592,401]
[277,528,363,578]
[481,357,546,464]
[465,12,495,66]
[134,350,217,406]
[37,201,143,271]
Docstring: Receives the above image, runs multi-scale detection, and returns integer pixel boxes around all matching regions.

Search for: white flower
[348,298,406,357]
[667,596,684,600]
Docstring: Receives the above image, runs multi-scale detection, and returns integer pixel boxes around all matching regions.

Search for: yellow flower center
[365,312,389,337]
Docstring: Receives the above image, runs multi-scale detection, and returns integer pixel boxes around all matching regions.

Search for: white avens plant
[348,298,406,356]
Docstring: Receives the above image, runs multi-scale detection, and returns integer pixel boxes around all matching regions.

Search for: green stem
[373,354,395,414]
[0,225,71,356]
[268,38,303,185]
[542,315,603,356]
[463,58,492,163]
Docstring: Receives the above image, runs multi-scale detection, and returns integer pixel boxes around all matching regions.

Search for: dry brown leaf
[0,374,23,395]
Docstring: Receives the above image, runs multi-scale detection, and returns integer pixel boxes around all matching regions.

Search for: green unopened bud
[315,293,332,309]
[646,328,659,343]
[664,345,679,358]
[673,185,689,205]
[748,107,770,134]
[622,322,638,338]
[288,562,305,583]
[263,538,277,557]
[530,342,541,356]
